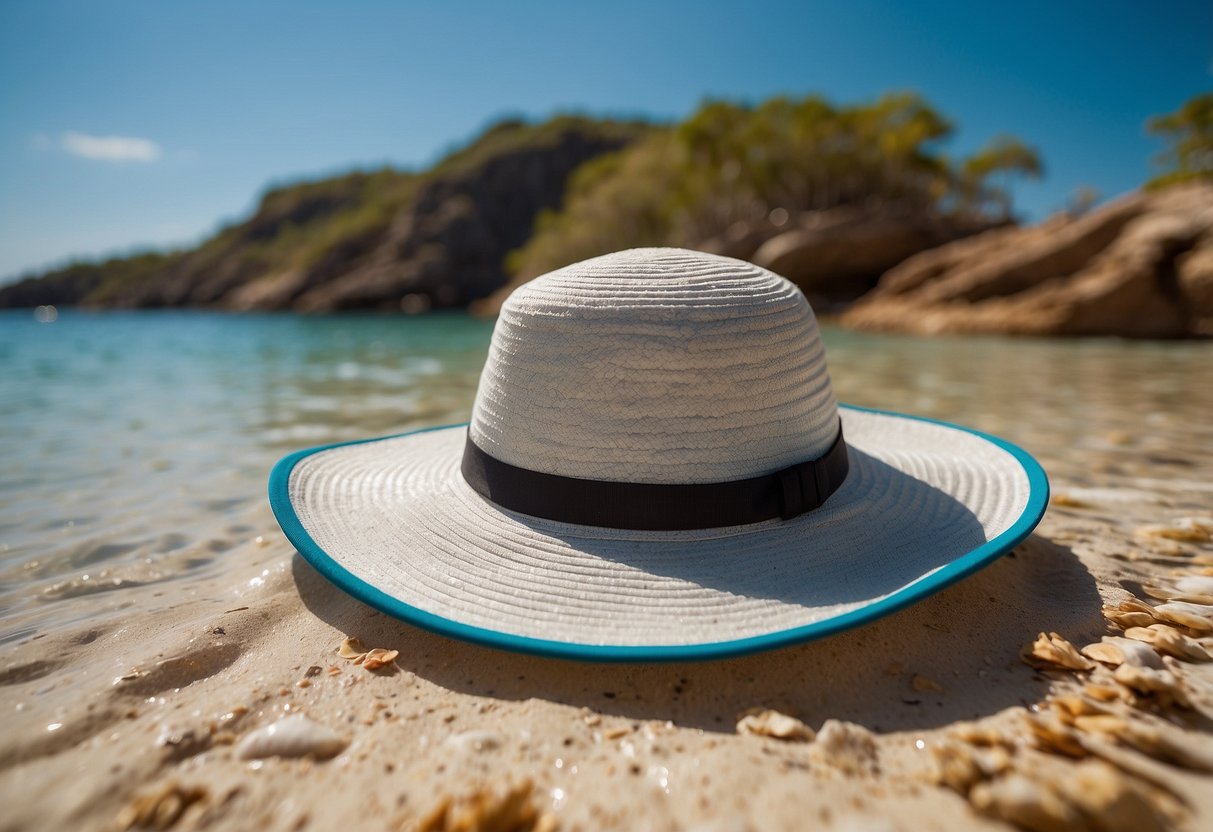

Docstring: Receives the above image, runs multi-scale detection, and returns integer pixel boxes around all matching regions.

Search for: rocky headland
[3,92,1209,340]
[0,117,649,313]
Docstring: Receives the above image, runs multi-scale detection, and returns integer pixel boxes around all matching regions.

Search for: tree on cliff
[508,93,1041,281]
[958,135,1044,219]
[1147,92,1213,189]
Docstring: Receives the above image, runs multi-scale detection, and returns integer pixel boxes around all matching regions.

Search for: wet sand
[1,461,1211,831]
[2,317,1212,830]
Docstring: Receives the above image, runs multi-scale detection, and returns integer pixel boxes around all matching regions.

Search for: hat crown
[469,248,839,484]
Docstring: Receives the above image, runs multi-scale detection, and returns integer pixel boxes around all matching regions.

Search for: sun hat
[269,247,1048,662]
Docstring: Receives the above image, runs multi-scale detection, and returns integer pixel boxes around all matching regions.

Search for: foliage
[431,115,650,179]
[0,250,181,307]
[958,135,1044,216]
[509,93,1042,279]
[1066,185,1101,217]
[83,251,183,303]
[1146,92,1213,189]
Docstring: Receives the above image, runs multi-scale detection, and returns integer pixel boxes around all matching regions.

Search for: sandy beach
[3,428,1212,830]
[2,313,1212,832]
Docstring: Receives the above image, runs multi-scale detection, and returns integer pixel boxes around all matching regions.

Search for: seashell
[1050,493,1092,508]
[1050,694,1113,720]
[115,782,208,831]
[1080,637,1164,669]
[950,744,1172,832]
[156,724,212,762]
[1173,575,1213,596]
[1140,585,1170,602]
[444,730,505,752]
[361,648,398,671]
[1123,624,1213,662]
[1118,598,1158,614]
[809,719,878,774]
[1120,717,1213,771]
[1082,682,1125,703]
[735,709,815,742]
[931,741,1011,794]
[969,772,1082,831]
[1103,607,1159,630]
[235,714,348,760]
[931,741,984,794]
[338,636,398,670]
[1080,641,1127,668]
[1025,712,1087,758]
[338,636,368,661]
[415,796,454,832]
[1151,602,1213,633]
[950,721,1015,748]
[1112,719,1213,772]
[1112,665,1192,709]
[1103,598,1163,630]
[1072,714,1129,735]
[1050,759,1171,832]
[1135,517,1213,543]
[1021,632,1094,671]
[1142,575,1213,605]
[418,780,540,832]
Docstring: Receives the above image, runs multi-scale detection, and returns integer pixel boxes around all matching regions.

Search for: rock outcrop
[744,207,993,309]
[280,128,641,313]
[841,183,1213,338]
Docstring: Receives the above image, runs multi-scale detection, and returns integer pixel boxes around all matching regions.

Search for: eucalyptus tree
[1146,92,1213,188]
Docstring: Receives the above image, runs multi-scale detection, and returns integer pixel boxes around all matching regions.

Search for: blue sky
[1,0,1210,283]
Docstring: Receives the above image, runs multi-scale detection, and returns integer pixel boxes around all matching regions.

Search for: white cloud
[60,131,161,163]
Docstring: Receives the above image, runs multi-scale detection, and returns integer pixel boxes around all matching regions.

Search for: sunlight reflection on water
[0,309,1210,639]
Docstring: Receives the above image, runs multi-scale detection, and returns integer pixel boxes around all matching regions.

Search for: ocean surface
[2,309,1211,644]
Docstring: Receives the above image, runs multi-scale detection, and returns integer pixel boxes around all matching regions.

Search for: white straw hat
[270,248,1047,661]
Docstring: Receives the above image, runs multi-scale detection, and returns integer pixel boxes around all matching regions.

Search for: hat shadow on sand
[293,472,1102,736]
[521,449,991,607]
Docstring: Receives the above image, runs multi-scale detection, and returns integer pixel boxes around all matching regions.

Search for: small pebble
[235,714,348,760]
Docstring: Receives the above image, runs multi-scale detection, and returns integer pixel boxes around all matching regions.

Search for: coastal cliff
[0,117,649,312]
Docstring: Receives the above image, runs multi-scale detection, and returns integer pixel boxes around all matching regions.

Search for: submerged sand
[1,464,1211,831]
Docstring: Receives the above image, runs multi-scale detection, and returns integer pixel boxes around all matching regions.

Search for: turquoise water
[1,309,1211,641]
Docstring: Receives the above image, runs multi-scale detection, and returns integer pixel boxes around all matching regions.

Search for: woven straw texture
[282,249,1035,649]
[288,408,1030,646]
[470,248,838,483]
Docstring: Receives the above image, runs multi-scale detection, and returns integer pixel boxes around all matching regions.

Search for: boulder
[1178,238,1213,336]
[749,206,991,308]
[841,183,1213,338]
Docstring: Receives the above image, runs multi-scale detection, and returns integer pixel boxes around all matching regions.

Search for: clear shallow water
[1,309,1211,641]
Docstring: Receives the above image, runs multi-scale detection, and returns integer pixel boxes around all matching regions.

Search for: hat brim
[269,405,1047,662]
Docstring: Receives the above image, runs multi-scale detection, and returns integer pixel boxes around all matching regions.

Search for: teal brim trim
[268,404,1049,663]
